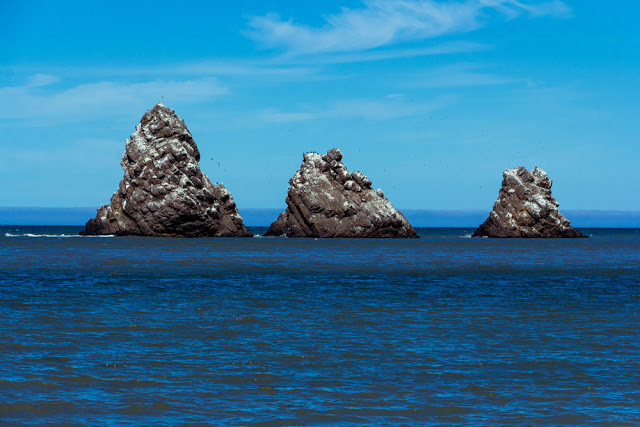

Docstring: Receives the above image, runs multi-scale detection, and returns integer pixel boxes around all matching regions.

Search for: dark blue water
[1,226,639,425]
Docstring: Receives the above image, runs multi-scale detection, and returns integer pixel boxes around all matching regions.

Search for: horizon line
[1,207,638,228]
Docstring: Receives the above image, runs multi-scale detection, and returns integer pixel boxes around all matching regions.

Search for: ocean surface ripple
[1,226,639,425]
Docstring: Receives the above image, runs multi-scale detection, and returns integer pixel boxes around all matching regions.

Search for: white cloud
[500,0,571,18]
[258,94,457,123]
[1,61,321,81]
[404,63,523,88]
[248,0,571,55]
[25,74,60,88]
[0,76,228,124]
[285,41,489,65]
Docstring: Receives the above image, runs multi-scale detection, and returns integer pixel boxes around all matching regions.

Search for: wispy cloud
[0,60,320,80]
[1,45,485,79]
[25,73,60,88]
[0,76,227,124]
[247,0,571,55]
[258,94,457,123]
[7,138,123,167]
[403,63,525,88]
[498,0,572,18]
[285,41,489,65]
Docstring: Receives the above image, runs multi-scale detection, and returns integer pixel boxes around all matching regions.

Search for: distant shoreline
[1,207,639,228]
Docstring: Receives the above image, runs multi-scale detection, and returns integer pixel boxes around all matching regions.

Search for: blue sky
[2,0,639,211]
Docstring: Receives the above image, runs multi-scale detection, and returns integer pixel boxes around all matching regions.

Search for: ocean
[1,226,639,425]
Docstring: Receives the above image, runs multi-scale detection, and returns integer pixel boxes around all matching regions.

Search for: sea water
[1,226,639,425]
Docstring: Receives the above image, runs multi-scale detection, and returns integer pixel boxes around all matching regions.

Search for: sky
[1,0,639,212]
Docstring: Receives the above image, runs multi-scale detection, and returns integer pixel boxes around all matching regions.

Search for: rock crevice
[473,166,584,238]
[265,149,418,238]
[81,103,251,237]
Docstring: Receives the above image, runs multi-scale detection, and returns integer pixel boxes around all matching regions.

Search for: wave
[4,233,114,238]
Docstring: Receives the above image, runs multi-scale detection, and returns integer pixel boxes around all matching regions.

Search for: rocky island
[81,103,251,237]
[265,149,418,238]
[473,166,584,238]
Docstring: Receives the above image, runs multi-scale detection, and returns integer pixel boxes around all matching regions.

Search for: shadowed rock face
[81,103,251,237]
[265,149,418,238]
[473,166,584,238]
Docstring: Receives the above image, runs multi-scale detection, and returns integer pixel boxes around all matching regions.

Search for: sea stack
[473,166,584,238]
[81,103,251,237]
[265,149,418,238]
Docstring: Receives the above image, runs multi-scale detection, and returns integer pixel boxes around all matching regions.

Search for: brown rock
[265,149,418,238]
[81,103,251,237]
[473,167,585,238]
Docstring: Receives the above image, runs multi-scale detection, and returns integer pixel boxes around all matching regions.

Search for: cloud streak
[402,63,524,88]
[0,77,228,124]
[258,94,458,123]
[284,41,489,65]
[248,0,571,55]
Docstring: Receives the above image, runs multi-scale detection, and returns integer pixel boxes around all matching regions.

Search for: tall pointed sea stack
[473,166,584,238]
[81,103,251,237]
[265,149,418,238]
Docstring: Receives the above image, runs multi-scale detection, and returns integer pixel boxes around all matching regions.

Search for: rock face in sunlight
[81,103,251,237]
[473,166,584,238]
[265,148,418,238]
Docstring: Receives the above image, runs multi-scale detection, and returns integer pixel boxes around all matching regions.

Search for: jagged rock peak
[81,103,252,237]
[473,166,584,238]
[265,148,418,238]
